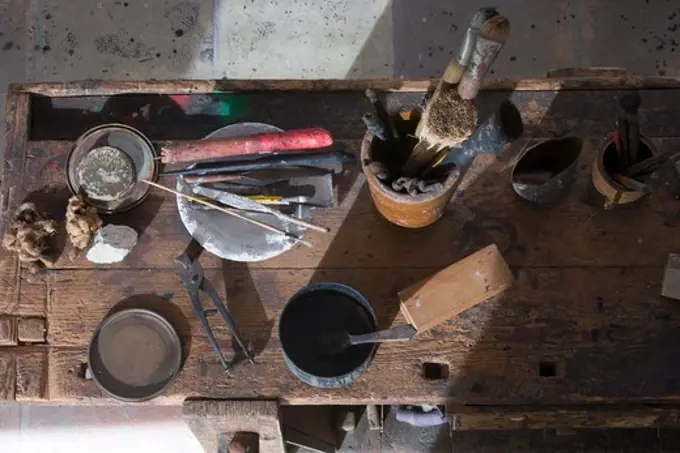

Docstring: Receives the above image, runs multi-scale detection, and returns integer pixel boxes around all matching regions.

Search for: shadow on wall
[347,0,680,79]
[31,0,214,81]
[347,0,555,79]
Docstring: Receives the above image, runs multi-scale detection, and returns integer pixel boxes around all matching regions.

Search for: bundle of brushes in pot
[364,8,519,196]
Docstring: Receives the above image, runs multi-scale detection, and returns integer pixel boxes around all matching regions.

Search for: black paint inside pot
[602,139,653,177]
[280,289,375,379]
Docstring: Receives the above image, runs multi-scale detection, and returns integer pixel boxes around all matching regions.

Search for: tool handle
[457,36,504,100]
[161,128,334,163]
[362,112,387,141]
[162,150,356,176]
[202,278,256,365]
[365,89,399,141]
[182,276,233,373]
[348,325,416,345]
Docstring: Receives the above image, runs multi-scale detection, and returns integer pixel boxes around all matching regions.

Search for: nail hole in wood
[539,361,557,377]
[423,362,449,380]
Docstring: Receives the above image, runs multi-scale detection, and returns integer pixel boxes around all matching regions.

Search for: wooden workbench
[3,77,680,429]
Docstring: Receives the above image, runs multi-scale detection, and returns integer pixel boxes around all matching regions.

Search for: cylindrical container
[511,137,583,204]
[88,308,182,402]
[361,131,464,229]
[67,124,159,213]
[592,136,655,208]
[279,282,377,389]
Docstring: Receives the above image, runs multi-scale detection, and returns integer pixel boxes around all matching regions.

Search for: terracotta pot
[360,130,464,228]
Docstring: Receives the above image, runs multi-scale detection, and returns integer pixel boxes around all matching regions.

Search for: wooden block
[18,317,46,343]
[398,244,514,334]
[0,316,18,346]
[182,400,284,453]
[662,253,680,300]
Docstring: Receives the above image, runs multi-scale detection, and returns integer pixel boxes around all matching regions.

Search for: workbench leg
[182,400,285,453]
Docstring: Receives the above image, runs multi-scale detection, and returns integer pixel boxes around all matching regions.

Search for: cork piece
[398,244,514,334]
[0,316,18,346]
[2,203,57,273]
[18,317,46,343]
[65,195,102,260]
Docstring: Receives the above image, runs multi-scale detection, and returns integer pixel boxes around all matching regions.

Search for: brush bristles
[419,86,477,149]
[479,15,510,43]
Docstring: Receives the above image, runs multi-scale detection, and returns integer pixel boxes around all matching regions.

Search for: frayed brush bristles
[419,86,477,149]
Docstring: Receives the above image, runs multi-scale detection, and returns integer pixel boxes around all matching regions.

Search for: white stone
[86,225,138,264]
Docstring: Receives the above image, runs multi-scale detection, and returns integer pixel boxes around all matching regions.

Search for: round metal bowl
[67,124,158,213]
[176,122,310,262]
[88,308,182,402]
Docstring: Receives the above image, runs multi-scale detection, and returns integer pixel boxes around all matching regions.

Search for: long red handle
[161,128,333,163]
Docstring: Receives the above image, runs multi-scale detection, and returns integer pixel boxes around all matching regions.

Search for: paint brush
[362,112,387,141]
[402,85,478,176]
[403,9,499,177]
[457,16,511,100]
[616,119,629,169]
[365,88,399,141]
[443,7,499,88]
[620,91,641,166]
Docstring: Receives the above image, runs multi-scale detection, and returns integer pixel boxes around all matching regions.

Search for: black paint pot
[279,282,377,388]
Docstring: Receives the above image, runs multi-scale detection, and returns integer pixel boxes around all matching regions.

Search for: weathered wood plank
[44,266,680,404]
[17,317,46,343]
[1,91,30,233]
[0,91,30,317]
[26,89,680,142]
[0,351,14,400]
[451,406,680,430]
[0,252,19,317]
[8,79,680,408]
[17,269,48,317]
[15,348,47,400]
[182,400,285,453]
[15,77,680,98]
[15,138,680,272]
[0,316,17,346]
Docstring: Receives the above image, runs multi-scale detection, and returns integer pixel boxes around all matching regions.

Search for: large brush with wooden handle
[160,128,333,164]
[457,16,510,100]
[402,15,510,177]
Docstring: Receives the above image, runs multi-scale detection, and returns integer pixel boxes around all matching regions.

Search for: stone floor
[2,0,680,451]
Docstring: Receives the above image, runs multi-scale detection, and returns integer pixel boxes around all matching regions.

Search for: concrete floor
[2,0,680,451]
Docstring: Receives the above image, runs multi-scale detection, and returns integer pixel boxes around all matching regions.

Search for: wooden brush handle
[161,128,333,163]
[457,36,504,100]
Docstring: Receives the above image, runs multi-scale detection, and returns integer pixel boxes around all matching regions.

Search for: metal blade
[192,185,274,215]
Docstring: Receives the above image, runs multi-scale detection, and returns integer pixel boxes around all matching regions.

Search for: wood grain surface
[2,80,680,419]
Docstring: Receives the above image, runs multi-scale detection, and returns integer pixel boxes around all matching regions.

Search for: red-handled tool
[160,128,334,164]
